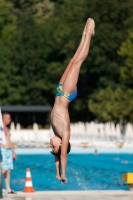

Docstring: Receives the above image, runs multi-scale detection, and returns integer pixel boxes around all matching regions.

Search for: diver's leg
[59,20,88,84]
[62,18,95,93]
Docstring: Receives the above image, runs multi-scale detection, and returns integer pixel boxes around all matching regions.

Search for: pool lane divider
[23,168,35,192]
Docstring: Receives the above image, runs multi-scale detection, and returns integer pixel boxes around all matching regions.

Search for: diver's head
[50,136,62,155]
[50,136,71,156]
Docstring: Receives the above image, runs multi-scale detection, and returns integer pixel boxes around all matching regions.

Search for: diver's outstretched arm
[60,131,70,183]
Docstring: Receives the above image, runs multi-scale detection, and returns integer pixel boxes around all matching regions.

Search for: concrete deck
[2,191,133,200]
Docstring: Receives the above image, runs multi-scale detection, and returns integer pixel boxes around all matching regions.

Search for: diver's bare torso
[51,96,71,139]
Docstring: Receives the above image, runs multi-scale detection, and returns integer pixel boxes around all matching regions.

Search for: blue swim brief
[1,148,13,170]
[55,84,77,101]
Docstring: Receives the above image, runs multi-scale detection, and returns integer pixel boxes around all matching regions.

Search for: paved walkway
[2,191,133,200]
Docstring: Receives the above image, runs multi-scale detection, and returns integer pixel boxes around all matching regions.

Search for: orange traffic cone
[23,168,35,192]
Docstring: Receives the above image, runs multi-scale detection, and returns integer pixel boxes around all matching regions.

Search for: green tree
[118,30,133,86]
[8,0,55,105]
[0,0,20,105]
[87,0,133,122]
[8,0,54,22]
[89,87,133,123]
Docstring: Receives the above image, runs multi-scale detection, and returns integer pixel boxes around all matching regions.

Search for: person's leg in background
[1,148,17,194]
[2,170,11,192]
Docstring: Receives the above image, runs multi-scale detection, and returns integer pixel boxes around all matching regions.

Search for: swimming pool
[2,148,133,191]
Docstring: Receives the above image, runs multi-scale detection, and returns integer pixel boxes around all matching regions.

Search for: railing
[10,122,133,147]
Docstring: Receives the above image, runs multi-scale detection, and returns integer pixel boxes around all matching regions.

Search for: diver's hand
[61,176,68,184]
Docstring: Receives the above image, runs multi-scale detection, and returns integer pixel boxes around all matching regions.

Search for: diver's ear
[60,141,62,146]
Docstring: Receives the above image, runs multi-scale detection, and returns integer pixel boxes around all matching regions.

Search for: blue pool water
[2,149,133,191]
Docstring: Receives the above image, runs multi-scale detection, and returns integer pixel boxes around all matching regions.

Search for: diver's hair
[51,142,71,156]
[2,112,10,118]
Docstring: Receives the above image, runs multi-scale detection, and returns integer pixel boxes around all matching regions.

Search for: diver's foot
[56,175,61,181]
[86,18,95,36]
[83,20,88,35]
